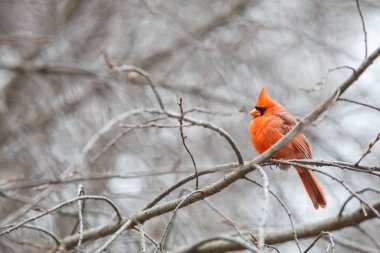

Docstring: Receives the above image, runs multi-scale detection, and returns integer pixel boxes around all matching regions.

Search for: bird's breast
[249,116,280,154]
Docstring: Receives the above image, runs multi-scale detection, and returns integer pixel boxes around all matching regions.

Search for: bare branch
[183,107,246,116]
[76,185,85,252]
[338,98,380,112]
[152,191,201,253]
[143,162,237,210]
[255,166,269,251]
[0,32,52,43]
[137,223,146,253]
[354,225,380,250]
[1,224,60,247]
[172,200,380,253]
[355,132,380,166]
[5,237,52,251]
[304,231,335,253]
[145,108,244,165]
[0,195,122,236]
[102,51,165,110]
[202,198,248,243]
[0,62,97,77]
[133,226,165,252]
[267,159,380,174]
[300,66,355,93]
[338,187,380,217]
[179,236,260,253]
[178,97,199,190]
[81,107,148,156]
[355,0,368,58]
[244,177,302,253]
[120,122,194,129]
[331,235,378,253]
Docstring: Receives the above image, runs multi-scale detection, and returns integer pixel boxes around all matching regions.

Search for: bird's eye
[255,106,267,115]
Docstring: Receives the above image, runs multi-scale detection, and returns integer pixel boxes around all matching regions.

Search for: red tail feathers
[296,167,327,209]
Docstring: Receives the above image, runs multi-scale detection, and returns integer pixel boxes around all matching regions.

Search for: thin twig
[355,225,380,250]
[338,98,380,112]
[76,185,85,252]
[355,132,380,166]
[153,191,202,253]
[86,117,171,164]
[255,166,269,251]
[183,107,246,116]
[184,236,259,253]
[132,227,166,252]
[0,173,25,187]
[304,231,335,253]
[93,220,132,253]
[338,187,380,217]
[120,122,194,129]
[326,232,336,253]
[0,32,51,43]
[81,107,148,156]
[1,224,60,246]
[330,235,378,253]
[5,237,52,250]
[143,162,237,210]
[102,50,165,110]
[244,177,302,253]
[301,66,355,92]
[355,0,368,58]
[145,108,244,165]
[215,236,259,253]
[137,223,146,253]
[0,195,121,236]
[267,159,380,174]
[202,199,248,243]
[0,191,45,211]
[178,97,199,190]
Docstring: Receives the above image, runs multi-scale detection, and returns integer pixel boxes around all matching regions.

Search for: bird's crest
[255,87,274,108]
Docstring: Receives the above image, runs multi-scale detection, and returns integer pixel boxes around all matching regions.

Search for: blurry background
[0,0,380,252]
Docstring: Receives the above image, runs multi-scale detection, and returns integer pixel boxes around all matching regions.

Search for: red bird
[249,88,327,209]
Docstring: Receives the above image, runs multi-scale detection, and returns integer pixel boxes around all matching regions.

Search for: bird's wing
[274,112,312,159]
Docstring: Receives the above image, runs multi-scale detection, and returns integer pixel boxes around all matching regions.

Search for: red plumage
[249,88,326,209]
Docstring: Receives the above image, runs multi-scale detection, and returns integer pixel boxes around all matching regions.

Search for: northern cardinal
[249,88,327,209]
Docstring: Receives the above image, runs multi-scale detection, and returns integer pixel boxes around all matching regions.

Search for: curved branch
[102,51,165,110]
[338,98,380,112]
[173,200,380,253]
[145,109,245,165]
[338,187,380,217]
[1,224,60,246]
[267,159,380,174]
[244,177,302,253]
[0,195,122,236]
[143,162,237,210]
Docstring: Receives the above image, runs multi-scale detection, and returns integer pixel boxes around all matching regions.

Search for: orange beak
[249,108,261,117]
